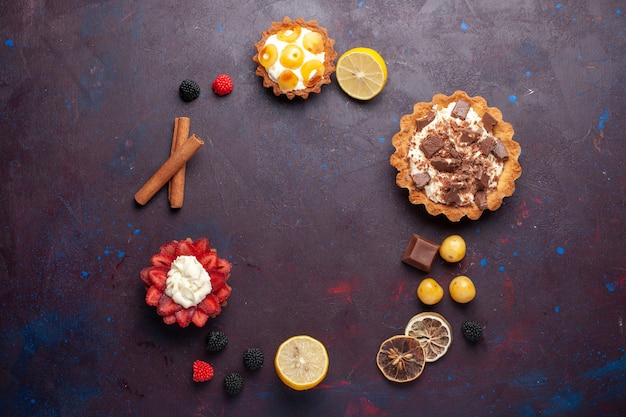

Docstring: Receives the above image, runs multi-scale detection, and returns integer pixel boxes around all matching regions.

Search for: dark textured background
[1,1,625,416]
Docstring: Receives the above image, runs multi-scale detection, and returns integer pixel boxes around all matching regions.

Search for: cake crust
[252,16,337,100]
[390,91,522,221]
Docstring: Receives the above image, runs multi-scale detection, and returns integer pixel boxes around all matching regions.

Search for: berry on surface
[243,348,264,371]
[212,74,233,96]
[461,321,483,342]
[179,79,201,102]
[223,372,244,395]
[206,331,229,352]
[192,360,214,382]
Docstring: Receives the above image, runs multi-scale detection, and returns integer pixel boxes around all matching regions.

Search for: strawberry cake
[141,238,232,327]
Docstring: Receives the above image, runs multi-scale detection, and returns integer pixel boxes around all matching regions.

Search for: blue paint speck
[480,258,487,267]
[606,282,615,292]
[348,29,353,35]
[5,39,14,47]
[578,54,583,60]
[321,163,327,169]
[598,109,609,130]
[525,71,531,77]
[555,306,560,313]
[499,266,505,272]
[217,25,223,31]
[460,22,468,31]
[556,247,564,255]
[358,0,364,8]
[509,95,517,103]
[81,271,89,279]
[556,3,562,9]
[617,9,622,15]
[133,229,141,235]
[379,137,385,143]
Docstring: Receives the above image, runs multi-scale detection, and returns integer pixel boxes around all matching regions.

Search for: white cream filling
[165,255,212,308]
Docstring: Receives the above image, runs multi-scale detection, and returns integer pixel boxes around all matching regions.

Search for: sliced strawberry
[176,239,194,257]
[197,295,219,316]
[145,286,163,306]
[198,252,218,270]
[216,258,232,273]
[140,267,153,285]
[157,294,182,315]
[213,284,232,303]
[209,271,227,289]
[175,308,195,328]
[151,253,174,267]
[191,238,210,256]
[191,309,209,327]
[160,241,177,256]
[162,314,177,325]
[147,267,168,290]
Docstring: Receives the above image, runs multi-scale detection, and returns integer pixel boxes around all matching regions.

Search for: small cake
[141,238,232,328]
[390,91,522,221]
[253,16,337,99]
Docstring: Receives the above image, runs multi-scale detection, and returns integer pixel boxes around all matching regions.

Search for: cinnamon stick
[168,117,190,208]
[134,134,204,206]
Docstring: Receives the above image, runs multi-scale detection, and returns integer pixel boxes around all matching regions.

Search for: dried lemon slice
[404,312,452,362]
[274,335,329,390]
[376,335,425,383]
[336,47,387,100]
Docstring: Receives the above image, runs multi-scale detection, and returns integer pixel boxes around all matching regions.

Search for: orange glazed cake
[253,16,337,99]
[390,91,522,221]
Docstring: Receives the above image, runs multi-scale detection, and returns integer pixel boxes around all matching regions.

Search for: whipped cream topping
[165,255,212,308]
[264,28,326,91]
[407,102,504,206]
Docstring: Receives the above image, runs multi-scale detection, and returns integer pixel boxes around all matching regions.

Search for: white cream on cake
[165,255,212,308]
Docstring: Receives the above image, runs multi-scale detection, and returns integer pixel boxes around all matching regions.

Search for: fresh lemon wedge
[336,47,388,100]
[274,335,329,390]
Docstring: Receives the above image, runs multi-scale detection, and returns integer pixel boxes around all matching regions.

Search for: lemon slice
[274,335,329,390]
[404,312,452,362]
[336,47,388,100]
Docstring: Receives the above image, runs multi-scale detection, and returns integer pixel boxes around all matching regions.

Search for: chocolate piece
[451,100,471,120]
[492,139,509,160]
[461,130,480,145]
[430,157,460,172]
[415,111,436,131]
[474,191,488,210]
[444,182,464,205]
[419,134,444,158]
[479,136,496,156]
[475,172,490,190]
[401,234,440,273]
[481,112,498,133]
[411,172,431,189]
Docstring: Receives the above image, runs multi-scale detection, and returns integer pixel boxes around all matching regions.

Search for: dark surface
[1,1,625,416]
